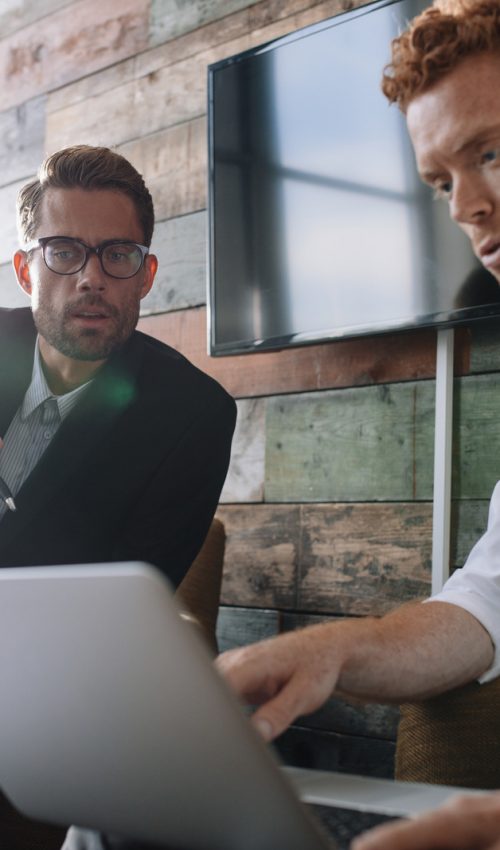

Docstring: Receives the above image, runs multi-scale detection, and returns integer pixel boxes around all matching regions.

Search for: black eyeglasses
[24,236,149,280]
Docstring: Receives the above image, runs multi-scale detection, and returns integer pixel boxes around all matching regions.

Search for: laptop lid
[0,562,334,850]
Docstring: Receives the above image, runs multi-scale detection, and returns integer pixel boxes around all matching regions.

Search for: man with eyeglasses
[0,143,235,588]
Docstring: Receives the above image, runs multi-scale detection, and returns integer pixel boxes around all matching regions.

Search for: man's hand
[215,621,356,740]
[352,793,500,850]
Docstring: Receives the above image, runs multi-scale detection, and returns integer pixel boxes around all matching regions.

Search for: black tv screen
[207,0,500,356]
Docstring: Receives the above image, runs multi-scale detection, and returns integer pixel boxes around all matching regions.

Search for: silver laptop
[0,563,480,849]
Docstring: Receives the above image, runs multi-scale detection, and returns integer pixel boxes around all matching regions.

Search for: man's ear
[13,250,32,296]
[140,253,158,299]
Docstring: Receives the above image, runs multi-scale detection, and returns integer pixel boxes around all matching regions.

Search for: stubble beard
[32,296,141,362]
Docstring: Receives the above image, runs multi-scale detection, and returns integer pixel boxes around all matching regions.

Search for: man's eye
[53,250,75,259]
[432,181,452,200]
[481,149,499,164]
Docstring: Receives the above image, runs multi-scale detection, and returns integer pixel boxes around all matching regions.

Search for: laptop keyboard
[309,804,400,850]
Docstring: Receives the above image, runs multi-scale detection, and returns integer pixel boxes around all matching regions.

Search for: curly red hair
[382,0,500,112]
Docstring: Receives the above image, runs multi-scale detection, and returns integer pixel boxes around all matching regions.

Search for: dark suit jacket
[0,308,236,587]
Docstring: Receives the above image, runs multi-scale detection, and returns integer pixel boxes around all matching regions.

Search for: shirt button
[44,431,52,439]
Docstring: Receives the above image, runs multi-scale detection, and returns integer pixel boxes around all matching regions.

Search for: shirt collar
[21,339,93,422]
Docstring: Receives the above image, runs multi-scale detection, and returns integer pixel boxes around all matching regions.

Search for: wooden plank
[275,726,395,778]
[0,261,27,309]
[220,398,266,503]
[0,96,44,187]
[296,503,431,615]
[150,0,262,46]
[265,383,435,503]
[453,373,500,498]
[141,212,206,315]
[450,499,490,567]
[216,606,280,653]
[45,0,365,154]
[138,309,472,399]
[469,317,500,374]
[217,503,432,614]
[0,1,73,39]
[218,504,301,609]
[46,0,351,116]
[120,118,207,222]
[0,0,149,112]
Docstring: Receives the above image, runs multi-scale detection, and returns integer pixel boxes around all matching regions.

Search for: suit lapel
[0,332,144,550]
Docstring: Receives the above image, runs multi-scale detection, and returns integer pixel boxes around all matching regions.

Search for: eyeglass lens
[43,238,144,279]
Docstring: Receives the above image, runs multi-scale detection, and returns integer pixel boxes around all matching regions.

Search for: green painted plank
[469,317,500,373]
[265,382,435,502]
[216,606,280,653]
[453,374,500,498]
[451,499,490,566]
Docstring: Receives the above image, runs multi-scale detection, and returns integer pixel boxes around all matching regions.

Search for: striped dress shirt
[0,340,92,522]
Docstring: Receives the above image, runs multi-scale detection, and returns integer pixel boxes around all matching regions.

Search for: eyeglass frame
[23,236,150,280]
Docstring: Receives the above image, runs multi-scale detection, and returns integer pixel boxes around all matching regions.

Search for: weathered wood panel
[0,261,26,309]
[0,96,44,187]
[121,118,207,222]
[150,0,262,46]
[0,0,149,111]
[453,373,500,498]
[216,606,280,652]
[265,383,435,503]
[296,503,431,615]
[45,0,365,155]
[217,503,432,614]
[469,317,500,374]
[138,309,473,398]
[218,504,301,609]
[141,212,206,315]
[220,398,266,503]
[0,0,73,39]
[450,499,490,567]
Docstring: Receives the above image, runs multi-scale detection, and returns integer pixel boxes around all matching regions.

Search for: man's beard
[32,295,140,361]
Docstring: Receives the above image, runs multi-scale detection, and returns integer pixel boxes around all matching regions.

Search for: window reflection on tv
[207,0,500,356]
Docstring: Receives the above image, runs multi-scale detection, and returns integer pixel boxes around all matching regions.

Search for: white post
[432,327,455,594]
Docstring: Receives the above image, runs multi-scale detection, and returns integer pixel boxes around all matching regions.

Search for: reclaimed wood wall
[1,0,500,779]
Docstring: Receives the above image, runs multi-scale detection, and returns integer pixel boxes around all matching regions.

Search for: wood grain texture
[138,308,471,398]
[141,212,206,315]
[220,398,266,502]
[265,383,435,503]
[0,96,44,187]
[0,0,149,111]
[45,1,364,161]
[121,118,207,222]
[150,0,262,46]
[453,373,500,498]
[217,503,432,615]
[0,0,73,39]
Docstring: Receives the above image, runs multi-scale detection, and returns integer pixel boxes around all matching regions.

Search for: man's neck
[38,337,105,395]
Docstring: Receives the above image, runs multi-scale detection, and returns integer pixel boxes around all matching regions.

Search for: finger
[353,796,500,850]
[250,672,320,741]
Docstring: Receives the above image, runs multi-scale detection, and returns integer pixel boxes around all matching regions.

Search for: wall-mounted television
[207,0,500,356]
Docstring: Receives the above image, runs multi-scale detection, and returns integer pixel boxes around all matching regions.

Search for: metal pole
[431,327,455,594]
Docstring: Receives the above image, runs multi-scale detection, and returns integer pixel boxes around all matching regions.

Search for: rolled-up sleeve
[429,480,500,682]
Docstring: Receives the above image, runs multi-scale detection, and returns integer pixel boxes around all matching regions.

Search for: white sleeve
[428,480,500,683]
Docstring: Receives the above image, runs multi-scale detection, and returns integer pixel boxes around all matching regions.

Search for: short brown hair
[382,0,500,112]
[17,145,155,246]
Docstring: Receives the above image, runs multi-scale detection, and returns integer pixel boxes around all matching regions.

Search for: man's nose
[449,175,493,225]
[75,253,107,291]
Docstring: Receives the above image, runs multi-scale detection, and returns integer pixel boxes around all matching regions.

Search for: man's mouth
[478,239,500,268]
